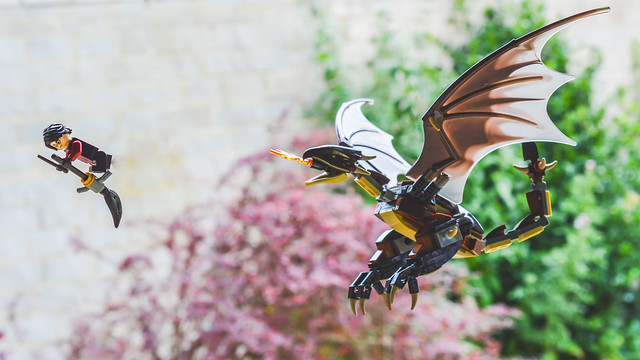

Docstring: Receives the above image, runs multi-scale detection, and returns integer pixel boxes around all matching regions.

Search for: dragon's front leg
[483,142,557,253]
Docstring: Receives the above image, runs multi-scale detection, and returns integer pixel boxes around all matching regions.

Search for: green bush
[310,1,640,359]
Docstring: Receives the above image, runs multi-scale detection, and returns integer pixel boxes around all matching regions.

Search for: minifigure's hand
[55,158,70,173]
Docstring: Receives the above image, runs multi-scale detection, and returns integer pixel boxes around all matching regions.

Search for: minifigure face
[49,133,71,150]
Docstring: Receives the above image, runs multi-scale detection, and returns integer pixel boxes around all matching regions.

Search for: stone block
[0,262,42,289]
[204,52,250,74]
[216,104,259,126]
[0,93,35,117]
[25,228,75,258]
[87,86,132,112]
[75,34,122,59]
[32,283,84,313]
[37,88,88,115]
[121,29,153,55]
[0,233,30,260]
[125,83,182,108]
[23,0,71,6]
[38,192,100,228]
[41,253,96,283]
[75,61,111,85]
[0,206,39,233]
[26,37,74,61]
[14,312,71,343]
[0,38,25,63]
[0,0,20,7]
[221,74,264,101]
[170,55,203,78]
[0,119,19,149]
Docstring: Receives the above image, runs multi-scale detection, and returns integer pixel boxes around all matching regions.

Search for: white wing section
[336,99,411,185]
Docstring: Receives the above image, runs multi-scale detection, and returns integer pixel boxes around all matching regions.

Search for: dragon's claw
[384,292,392,311]
[347,274,374,316]
[390,285,400,305]
[349,298,358,316]
[409,277,420,310]
[359,298,367,316]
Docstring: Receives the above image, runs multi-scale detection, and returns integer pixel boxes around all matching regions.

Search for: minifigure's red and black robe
[66,138,111,173]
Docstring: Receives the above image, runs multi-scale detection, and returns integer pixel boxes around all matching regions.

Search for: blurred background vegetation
[310,0,640,359]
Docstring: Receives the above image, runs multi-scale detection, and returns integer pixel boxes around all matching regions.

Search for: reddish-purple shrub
[65,138,520,360]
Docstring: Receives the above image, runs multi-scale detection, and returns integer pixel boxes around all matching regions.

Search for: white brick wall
[0,1,321,358]
[0,0,634,358]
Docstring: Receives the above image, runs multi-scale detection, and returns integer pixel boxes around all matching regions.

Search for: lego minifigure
[43,123,112,173]
[39,123,122,228]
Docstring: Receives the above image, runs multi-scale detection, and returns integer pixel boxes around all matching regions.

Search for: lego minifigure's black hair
[43,123,72,149]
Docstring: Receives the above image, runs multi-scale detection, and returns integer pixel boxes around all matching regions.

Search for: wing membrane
[407,7,609,203]
[336,99,411,184]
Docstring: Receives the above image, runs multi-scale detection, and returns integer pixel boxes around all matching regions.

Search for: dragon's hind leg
[347,229,414,315]
[348,225,470,314]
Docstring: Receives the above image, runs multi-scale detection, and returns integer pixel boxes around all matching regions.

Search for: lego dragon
[271,7,609,315]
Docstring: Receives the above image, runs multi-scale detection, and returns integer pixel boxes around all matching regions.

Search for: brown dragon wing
[407,7,610,204]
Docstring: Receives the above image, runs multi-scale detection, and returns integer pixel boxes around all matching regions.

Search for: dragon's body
[272,7,609,315]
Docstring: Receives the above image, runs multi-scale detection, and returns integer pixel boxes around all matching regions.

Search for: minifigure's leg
[90,151,110,173]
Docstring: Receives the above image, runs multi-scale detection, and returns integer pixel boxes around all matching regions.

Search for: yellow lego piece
[377,209,419,241]
[517,226,544,242]
[82,172,95,186]
[453,248,479,259]
[304,172,349,186]
[484,239,513,253]
[545,190,552,216]
[355,176,382,197]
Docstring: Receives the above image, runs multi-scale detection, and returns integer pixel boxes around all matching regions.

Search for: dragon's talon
[383,293,392,310]
[350,298,358,316]
[408,277,419,310]
[390,285,400,305]
[359,298,367,316]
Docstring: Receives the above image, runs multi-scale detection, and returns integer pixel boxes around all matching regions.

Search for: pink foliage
[0,331,4,360]
[65,136,520,360]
